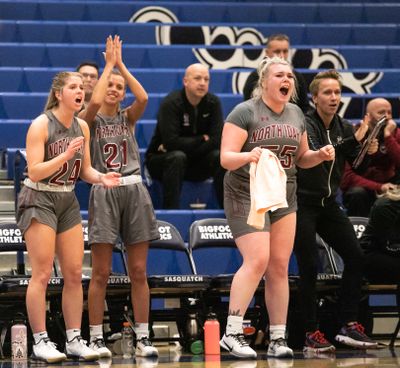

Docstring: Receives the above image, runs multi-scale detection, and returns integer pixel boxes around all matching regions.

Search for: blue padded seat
[351,25,398,46]
[147,178,219,211]
[271,4,318,23]
[2,21,400,46]
[318,4,363,23]
[1,44,397,69]
[2,68,400,94]
[305,25,352,45]
[16,22,68,43]
[0,2,38,21]
[39,3,88,21]
[0,1,398,23]
[135,120,156,149]
[364,4,400,23]
[189,218,240,276]
[69,23,156,44]
[0,93,46,119]
[154,210,225,243]
[0,69,24,92]
[0,120,29,148]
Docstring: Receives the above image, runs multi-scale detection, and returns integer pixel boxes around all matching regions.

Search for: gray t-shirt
[225,98,305,188]
[90,111,140,176]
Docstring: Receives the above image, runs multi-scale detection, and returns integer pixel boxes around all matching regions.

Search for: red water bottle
[204,312,220,355]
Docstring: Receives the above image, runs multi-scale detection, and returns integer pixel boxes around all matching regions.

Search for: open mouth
[75,97,82,104]
[280,86,289,96]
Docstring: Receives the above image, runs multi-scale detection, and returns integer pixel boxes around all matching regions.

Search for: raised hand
[354,113,370,142]
[114,35,123,68]
[103,35,116,67]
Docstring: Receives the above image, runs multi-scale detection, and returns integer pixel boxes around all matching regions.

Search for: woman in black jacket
[294,70,378,353]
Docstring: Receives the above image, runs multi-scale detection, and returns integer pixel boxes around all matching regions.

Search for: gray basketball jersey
[225,99,305,186]
[90,111,140,176]
[41,111,84,186]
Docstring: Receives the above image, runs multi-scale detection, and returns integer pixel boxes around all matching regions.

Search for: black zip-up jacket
[145,89,223,160]
[297,109,364,206]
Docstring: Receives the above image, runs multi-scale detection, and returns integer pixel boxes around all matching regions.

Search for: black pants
[145,149,225,209]
[294,199,365,332]
[342,186,376,217]
[362,197,400,284]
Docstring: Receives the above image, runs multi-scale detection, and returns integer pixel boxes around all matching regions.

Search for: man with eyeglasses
[76,61,99,108]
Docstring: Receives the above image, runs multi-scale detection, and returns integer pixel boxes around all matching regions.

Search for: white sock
[226,315,244,335]
[66,328,81,342]
[89,324,103,342]
[134,323,149,340]
[33,331,48,344]
[270,324,286,341]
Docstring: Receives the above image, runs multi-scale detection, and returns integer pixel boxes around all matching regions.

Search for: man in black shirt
[145,63,225,209]
[243,34,310,113]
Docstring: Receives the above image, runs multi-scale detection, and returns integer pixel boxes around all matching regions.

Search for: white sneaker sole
[66,352,100,361]
[303,345,336,353]
[135,349,159,357]
[97,350,112,358]
[31,353,67,363]
[219,339,257,359]
[335,335,378,349]
[267,349,294,358]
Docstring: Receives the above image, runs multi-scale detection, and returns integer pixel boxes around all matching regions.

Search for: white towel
[247,149,288,230]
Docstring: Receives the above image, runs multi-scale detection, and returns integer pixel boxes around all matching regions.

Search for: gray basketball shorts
[16,186,82,235]
[88,182,159,246]
[223,178,297,239]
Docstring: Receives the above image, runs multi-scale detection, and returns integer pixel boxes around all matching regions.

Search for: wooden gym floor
[3,345,400,368]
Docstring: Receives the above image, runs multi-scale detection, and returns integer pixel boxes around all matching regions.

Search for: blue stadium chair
[46,44,103,68]
[110,219,211,344]
[3,68,400,95]
[364,4,400,23]
[0,1,397,23]
[351,25,398,46]
[39,2,88,21]
[135,120,156,149]
[0,220,27,358]
[318,4,363,23]
[305,25,352,45]
[0,69,24,92]
[6,21,400,46]
[189,218,240,278]
[2,44,398,69]
[0,2,38,21]
[271,4,318,23]
[147,178,220,210]
[17,22,68,43]
[0,21,17,42]
[155,210,225,243]
[0,93,45,119]
[24,68,60,92]
[0,45,46,67]
[0,121,29,148]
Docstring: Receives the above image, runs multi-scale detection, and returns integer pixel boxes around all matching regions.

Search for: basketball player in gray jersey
[219,57,335,359]
[16,71,120,363]
[79,36,159,358]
